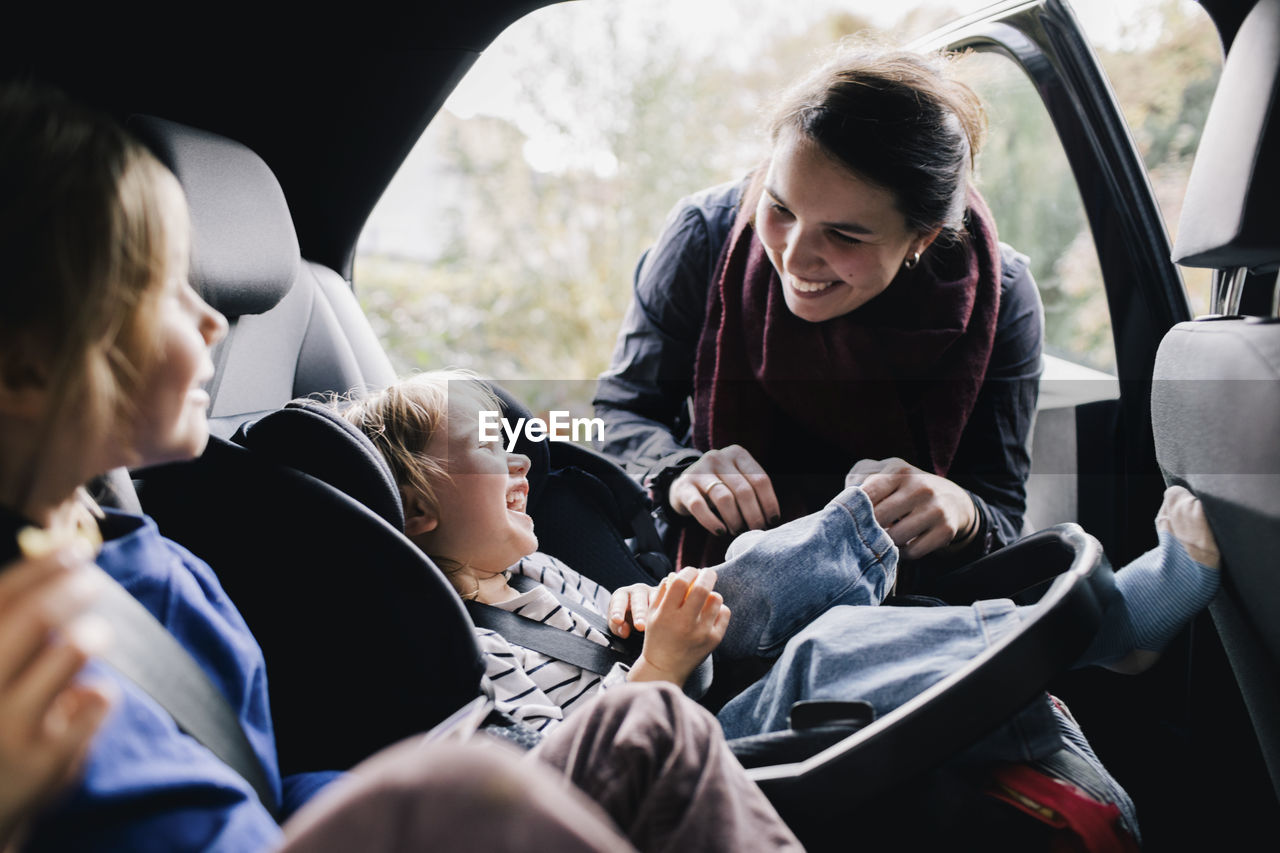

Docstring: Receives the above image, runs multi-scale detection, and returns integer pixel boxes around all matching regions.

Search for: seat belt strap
[506,573,637,655]
[464,600,633,676]
[91,567,280,817]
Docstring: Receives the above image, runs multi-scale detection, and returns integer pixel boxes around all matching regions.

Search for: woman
[594,42,1043,581]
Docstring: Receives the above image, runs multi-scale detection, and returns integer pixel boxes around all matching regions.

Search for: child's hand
[607,583,661,639]
[628,567,730,687]
[0,546,115,846]
[1156,485,1220,569]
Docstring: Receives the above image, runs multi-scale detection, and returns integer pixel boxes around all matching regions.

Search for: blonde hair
[342,370,503,594]
[0,84,176,502]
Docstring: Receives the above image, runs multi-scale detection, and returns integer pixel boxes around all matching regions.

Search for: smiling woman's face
[754,128,934,324]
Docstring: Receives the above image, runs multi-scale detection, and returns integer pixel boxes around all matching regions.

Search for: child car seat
[226,397,1119,849]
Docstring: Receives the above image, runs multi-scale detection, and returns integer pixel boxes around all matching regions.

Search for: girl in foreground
[346,370,1223,842]
[0,84,800,852]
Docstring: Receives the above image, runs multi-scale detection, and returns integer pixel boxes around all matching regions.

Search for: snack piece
[17,518,103,560]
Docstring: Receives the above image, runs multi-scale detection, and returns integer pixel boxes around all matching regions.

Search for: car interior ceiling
[2,0,1279,845]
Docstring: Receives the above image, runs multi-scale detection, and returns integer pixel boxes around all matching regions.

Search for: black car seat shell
[1155,0,1280,801]
[136,434,484,774]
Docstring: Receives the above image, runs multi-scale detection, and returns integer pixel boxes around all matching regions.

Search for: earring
[903,251,921,270]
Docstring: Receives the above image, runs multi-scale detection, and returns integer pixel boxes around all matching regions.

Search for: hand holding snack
[0,528,113,848]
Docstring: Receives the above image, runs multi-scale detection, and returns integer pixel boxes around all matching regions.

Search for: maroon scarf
[678,177,1002,567]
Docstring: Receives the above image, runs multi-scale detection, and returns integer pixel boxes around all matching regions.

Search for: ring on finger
[706,479,729,494]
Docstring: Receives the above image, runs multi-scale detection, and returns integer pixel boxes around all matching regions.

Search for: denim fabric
[1040,698,1141,839]
[713,486,897,659]
[708,486,1065,764]
[715,597,1065,760]
[707,485,1139,827]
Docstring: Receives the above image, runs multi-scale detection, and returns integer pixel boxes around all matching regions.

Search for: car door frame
[914,0,1193,566]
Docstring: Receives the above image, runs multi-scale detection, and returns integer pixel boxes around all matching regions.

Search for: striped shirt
[475,552,632,733]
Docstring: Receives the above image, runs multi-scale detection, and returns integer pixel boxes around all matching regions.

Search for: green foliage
[962,52,1115,371]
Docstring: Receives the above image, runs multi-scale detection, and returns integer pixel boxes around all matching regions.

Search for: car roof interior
[1,3,554,278]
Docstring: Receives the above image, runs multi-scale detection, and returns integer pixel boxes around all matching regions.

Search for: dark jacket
[593,180,1044,576]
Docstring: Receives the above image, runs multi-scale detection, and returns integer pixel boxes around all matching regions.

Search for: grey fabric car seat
[127,116,396,436]
[1152,0,1280,800]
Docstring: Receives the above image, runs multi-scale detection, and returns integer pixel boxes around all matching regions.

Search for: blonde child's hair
[0,84,179,503]
[341,368,503,532]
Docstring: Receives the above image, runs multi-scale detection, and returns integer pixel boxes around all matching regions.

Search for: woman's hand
[0,546,114,848]
[628,567,730,687]
[845,458,978,560]
[668,446,781,536]
[608,583,659,639]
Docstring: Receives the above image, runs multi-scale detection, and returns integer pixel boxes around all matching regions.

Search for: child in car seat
[344,369,1224,839]
[0,83,802,853]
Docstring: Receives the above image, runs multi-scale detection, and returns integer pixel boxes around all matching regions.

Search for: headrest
[129,115,300,317]
[1173,0,1280,272]
[233,400,405,530]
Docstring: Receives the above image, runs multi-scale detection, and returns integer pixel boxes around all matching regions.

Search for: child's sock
[1081,530,1220,668]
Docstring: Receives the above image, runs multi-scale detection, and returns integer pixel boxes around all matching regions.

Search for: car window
[354,0,1220,404]
[1077,0,1223,317]
[956,51,1119,377]
[354,0,1002,423]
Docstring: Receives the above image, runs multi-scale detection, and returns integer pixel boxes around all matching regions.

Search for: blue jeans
[706,487,1137,833]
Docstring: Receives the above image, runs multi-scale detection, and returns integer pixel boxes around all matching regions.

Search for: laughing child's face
[405,398,538,578]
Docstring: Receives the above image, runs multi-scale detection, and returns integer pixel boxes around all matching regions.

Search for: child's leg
[532,682,802,853]
[1079,485,1220,673]
[713,485,898,659]
[715,599,1064,761]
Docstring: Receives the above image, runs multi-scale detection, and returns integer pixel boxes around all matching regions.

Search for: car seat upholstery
[1154,0,1280,800]
[127,116,396,437]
